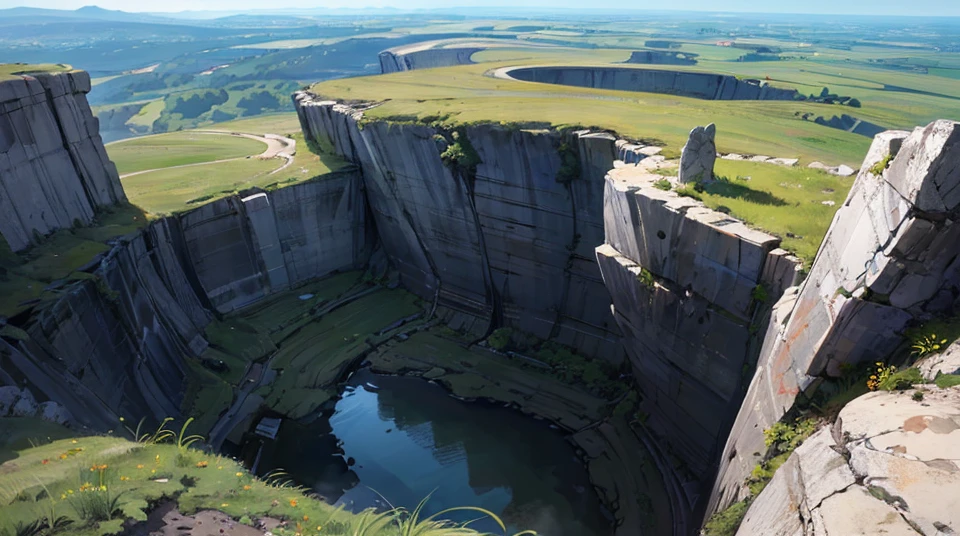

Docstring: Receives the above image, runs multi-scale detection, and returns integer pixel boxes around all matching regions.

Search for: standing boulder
[0,386,20,416]
[11,388,38,417]
[679,123,717,184]
[38,401,73,425]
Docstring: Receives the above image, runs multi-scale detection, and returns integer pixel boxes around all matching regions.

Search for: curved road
[118,131,296,180]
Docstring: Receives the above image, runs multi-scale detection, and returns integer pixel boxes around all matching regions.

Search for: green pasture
[107,131,267,175]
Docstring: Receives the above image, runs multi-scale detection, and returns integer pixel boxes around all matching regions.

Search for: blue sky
[1,0,958,16]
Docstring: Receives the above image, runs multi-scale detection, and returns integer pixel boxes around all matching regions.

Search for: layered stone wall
[595,166,801,482]
[708,120,960,515]
[379,47,481,73]
[0,71,125,251]
[501,66,800,101]
[294,94,622,359]
[179,171,373,313]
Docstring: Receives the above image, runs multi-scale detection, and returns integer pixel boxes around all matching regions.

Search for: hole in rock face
[657,230,666,240]
[255,368,612,536]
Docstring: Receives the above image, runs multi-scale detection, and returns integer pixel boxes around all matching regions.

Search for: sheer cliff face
[595,167,801,478]
[294,94,622,358]
[0,71,126,252]
[379,48,481,74]
[709,120,960,514]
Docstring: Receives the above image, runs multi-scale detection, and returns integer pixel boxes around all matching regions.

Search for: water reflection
[258,368,611,536]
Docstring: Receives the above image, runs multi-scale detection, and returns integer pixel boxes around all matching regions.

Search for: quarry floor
[192,271,677,536]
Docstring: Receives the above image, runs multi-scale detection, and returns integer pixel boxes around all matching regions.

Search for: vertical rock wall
[708,120,960,515]
[595,166,801,483]
[0,71,125,252]
[5,219,211,428]
[379,47,481,73]
[178,172,373,313]
[294,94,622,359]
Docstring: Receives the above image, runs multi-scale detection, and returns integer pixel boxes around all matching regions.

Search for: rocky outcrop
[500,66,801,101]
[596,165,801,482]
[919,339,960,381]
[736,387,960,536]
[0,71,126,252]
[709,120,960,516]
[679,124,716,184]
[379,47,481,73]
[294,94,623,359]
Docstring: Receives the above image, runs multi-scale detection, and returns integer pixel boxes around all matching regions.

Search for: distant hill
[0,5,182,24]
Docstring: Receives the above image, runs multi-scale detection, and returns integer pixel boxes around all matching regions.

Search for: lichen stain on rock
[904,415,960,434]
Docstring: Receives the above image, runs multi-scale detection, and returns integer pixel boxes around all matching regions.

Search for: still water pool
[259,367,612,535]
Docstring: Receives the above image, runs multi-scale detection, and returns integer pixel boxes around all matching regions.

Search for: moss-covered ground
[0,204,149,318]
[0,63,72,81]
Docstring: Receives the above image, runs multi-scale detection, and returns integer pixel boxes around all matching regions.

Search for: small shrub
[487,328,513,351]
[652,179,672,191]
[877,367,923,391]
[636,267,655,288]
[751,284,769,304]
[912,390,924,402]
[763,418,817,453]
[555,142,581,184]
[867,362,896,391]
[869,153,893,176]
[703,499,749,536]
[935,374,960,389]
[912,333,948,357]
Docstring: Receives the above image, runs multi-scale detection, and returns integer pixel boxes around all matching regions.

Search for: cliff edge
[0,70,125,251]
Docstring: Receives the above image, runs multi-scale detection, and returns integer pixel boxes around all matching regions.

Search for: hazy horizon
[2,0,959,17]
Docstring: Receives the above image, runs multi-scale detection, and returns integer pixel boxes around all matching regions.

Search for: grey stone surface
[0,71,125,251]
[918,339,960,380]
[0,385,19,416]
[596,167,797,477]
[379,47,481,73]
[38,400,72,424]
[710,121,960,518]
[737,388,960,536]
[294,94,623,360]
[12,387,37,416]
[678,124,716,184]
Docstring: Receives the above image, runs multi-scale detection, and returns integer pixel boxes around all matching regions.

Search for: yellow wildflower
[236,472,244,477]
[196,461,209,468]
[289,499,298,507]
[151,469,156,474]
[60,494,66,500]
[137,464,145,469]
[120,476,129,481]
[221,503,229,507]
[71,439,78,444]
[302,515,309,522]
[243,485,252,491]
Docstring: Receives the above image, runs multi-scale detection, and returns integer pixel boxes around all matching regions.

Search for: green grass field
[0,418,505,536]
[692,160,850,262]
[107,131,268,175]
[0,63,72,81]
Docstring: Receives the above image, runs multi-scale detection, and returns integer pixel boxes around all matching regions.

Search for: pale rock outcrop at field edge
[736,387,960,536]
[709,120,960,516]
[0,71,125,251]
[679,123,716,183]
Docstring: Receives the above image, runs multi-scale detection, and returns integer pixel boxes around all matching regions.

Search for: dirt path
[118,131,296,180]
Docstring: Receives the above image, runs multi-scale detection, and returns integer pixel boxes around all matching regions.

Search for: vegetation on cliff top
[0,418,531,536]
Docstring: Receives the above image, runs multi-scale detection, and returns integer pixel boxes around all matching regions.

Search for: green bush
[487,328,513,351]
[440,131,481,173]
[555,142,581,184]
[869,153,893,176]
[763,418,817,452]
[703,499,749,536]
[877,367,923,391]
[935,374,960,389]
[652,179,672,191]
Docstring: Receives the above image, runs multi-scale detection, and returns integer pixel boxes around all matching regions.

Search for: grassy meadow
[108,131,268,175]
